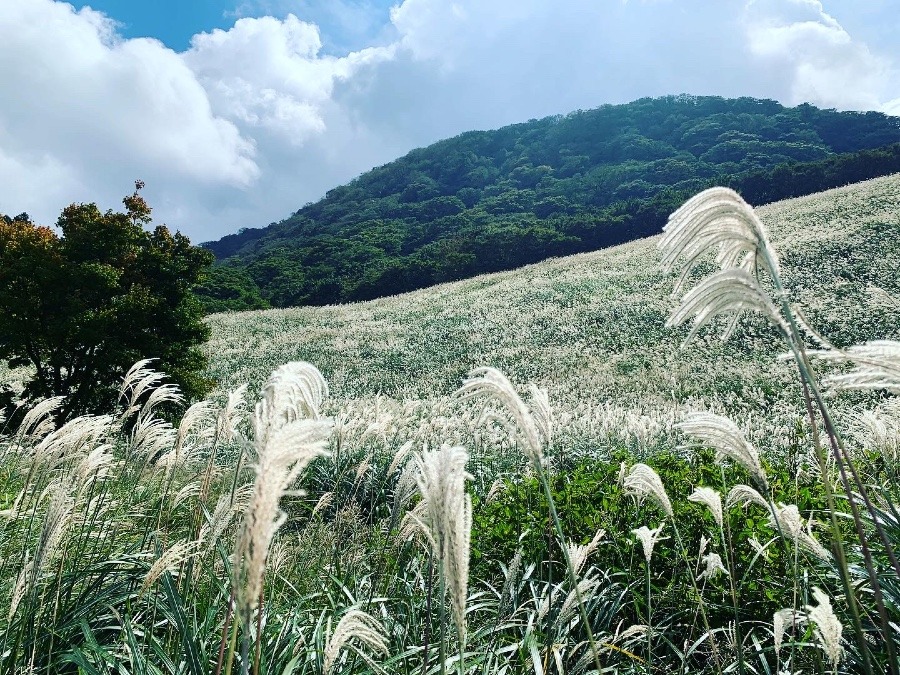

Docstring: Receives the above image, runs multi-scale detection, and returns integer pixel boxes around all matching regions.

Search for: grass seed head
[632,523,667,564]
[623,463,673,517]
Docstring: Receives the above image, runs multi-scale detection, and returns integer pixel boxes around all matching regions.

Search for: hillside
[204,173,900,454]
[198,95,900,311]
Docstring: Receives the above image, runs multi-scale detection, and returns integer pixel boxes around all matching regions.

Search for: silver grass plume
[312,492,334,519]
[769,503,831,561]
[813,340,900,393]
[141,539,202,594]
[217,383,248,443]
[632,524,667,563]
[17,396,65,442]
[806,588,843,669]
[172,481,201,509]
[559,574,600,625]
[158,400,215,471]
[11,479,76,617]
[688,486,724,531]
[773,607,802,656]
[31,414,113,474]
[457,367,550,468]
[678,412,768,489]
[199,484,252,556]
[386,440,413,476]
[118,359,165,417]
[322,609,389,675]
[623,463,673,517]
[567,529,605,576]
[234,362,331,622]
[407,445,473,646]
[725,484,769,510]
[659,187,788,342]
[128,415,176,465]
[698,552,728,581]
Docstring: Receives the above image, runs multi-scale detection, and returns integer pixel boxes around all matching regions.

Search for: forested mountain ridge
[198,95,900,311]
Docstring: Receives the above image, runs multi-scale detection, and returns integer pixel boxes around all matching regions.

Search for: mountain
[198,95,900,311]
[204,173,900,411]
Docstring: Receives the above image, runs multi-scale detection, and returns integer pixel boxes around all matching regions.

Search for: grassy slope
[206,174,899,412]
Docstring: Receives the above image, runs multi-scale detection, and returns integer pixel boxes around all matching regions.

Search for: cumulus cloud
[0,0,897,242]
[183,14,393,144]
[744,0,897,111]
[0,0,258,227]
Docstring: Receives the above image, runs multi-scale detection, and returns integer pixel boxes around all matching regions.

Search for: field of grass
[0,175,899,673]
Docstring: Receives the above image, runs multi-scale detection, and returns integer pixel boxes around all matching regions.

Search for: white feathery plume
[457,367,548,468]
[199,485,252,554]
[408,445,473,645]
[391,460,420,532]
[118,359,164,413]
[141,540,202,594]
[805,588,843,669]
[623,463,673,517]
[498,549,524,617]
[611,623,649,644]
[688,486,724,530]
[159,400,215,471]
[351,454,372,493]
[666,268,789,342]
[217,383,248,443]
[8,557,33,620]
[726,484,769,510]
[34,480,74,576]
[559,574,600,624]
[312,492,334,519]
[138,384,184,423]
[698,552,728,581]
[386,440,413,476]
[322,609,389,675]
[127,413,176,464]
[9,479,77,617]
[749,536,773,561]
[567,529,605,576]
[17,396,65,441]
[659,187,787,342]
[660,187,778,286]
[485,478,505,503]
[74,444,116,486]
[773,608,802,656]
[632,524,667,563]
[172,481,201,509]
[678,412,768,488]
[234,362,331,621]
[769,503,831,560]
[814,340,900,394]
[31,414,113,474]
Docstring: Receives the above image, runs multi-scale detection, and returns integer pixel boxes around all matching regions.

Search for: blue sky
[2,1,900,242]
[74,0,398,52]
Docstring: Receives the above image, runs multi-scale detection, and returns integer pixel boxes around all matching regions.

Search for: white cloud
[0,0,897,242]
[0,0,257,228]
[183,14,393,144]
[744,0,897,111]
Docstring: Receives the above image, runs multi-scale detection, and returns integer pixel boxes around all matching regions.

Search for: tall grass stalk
[660,186,900,675]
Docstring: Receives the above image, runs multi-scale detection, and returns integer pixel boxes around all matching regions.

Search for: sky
[1,0,899,243]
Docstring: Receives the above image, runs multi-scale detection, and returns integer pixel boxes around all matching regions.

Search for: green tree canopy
[0,182,213,424]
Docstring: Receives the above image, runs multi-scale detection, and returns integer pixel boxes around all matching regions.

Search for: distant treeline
[196,95,900,311]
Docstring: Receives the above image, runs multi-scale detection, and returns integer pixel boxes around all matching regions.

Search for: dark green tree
[0,182,214,424]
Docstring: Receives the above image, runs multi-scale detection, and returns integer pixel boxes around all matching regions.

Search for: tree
[0,182,214,424]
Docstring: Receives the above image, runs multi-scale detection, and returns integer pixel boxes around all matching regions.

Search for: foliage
[0,182,213,424]
[200,95,900,308]
[193,264,270,314]
[0,177,899,674]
